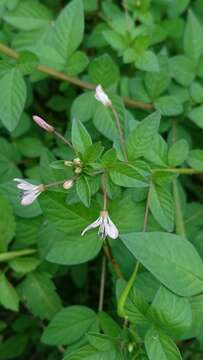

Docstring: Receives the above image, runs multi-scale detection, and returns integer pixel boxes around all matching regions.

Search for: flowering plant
[0,1,203,359]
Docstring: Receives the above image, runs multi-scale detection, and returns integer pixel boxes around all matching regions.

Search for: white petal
[14,178,38,191]
[95,85,111,107]
[106,217,119,239]
[81,217,102,236]
[21,191,41,206]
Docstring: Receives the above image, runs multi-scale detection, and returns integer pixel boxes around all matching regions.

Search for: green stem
[173,180,186,237]
[0,43,153,111]
[153,168,202,175]
[0,249,37,262]
[117,182,152,318]
[117,261,139,317]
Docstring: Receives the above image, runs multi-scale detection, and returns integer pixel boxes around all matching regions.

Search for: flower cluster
[13,85,119,240]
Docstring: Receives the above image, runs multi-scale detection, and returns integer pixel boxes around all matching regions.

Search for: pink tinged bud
[63,179,74,190]
[95,85,112,107]
[32,115,54,133]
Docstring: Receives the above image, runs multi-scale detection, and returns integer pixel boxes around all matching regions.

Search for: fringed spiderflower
[81,210,119,239]
[14,178,44,206]
[95,85,112,107]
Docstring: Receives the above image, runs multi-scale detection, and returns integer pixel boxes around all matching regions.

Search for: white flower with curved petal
[81,210,119,239]
[95,85,112,107]
[14,178,44,206]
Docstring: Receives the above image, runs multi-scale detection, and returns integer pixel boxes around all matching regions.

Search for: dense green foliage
[1,0,203,359]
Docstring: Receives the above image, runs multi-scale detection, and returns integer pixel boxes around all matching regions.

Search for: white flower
[81,210,119,239]
[14,178,44,206]
[95,85,112,107]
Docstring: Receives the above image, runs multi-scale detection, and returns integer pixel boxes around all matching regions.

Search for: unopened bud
[128,343,134,353]
[95,85,112,107]
[63,179,74,190]
[75,167,82,174]
[73,157,82,166]
[64,160,73,167]
[32,115,54,133]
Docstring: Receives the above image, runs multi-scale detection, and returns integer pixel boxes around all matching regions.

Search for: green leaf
[42,306,98,345]
[120,232,203,296]
[149,183,174,232]
[0,194,15,252]
[93,104,118,141]
[71,92,96,123]
[145,327,182,360]
[135,50,159,72]
[144,135,168,167]
[144,56,171,99]
[65,51,89,76]
[0,273,19,311]
[148,286,192,337]
[98,312,121,338]
[64,344,122,360]
[40,223,102,265]
[124,286,150,324]
[53,0,84,60]
[190,82,203,104]
[19,271,62,320]
[127,111,161,159]
[39,192,99,234]
[0,334,27,360]
[184,10,203,64]
[83,142,104,163]
[89,54,119,88]
[0,68,27,131]
[168,140,189,167]
[16,51,39,75]
[155,96,183,116]
[188,105,203,128]
[9,256,40,274]
[110,162,148,188]
[188,150,203,170]
[3,0,52,31]
[17,137,43,158]
[76,176,91,207]
[170,55,195,87]
[71,118,92,154]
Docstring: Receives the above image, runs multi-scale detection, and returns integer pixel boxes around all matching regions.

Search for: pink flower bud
[32,115,54,133]
[63,179,74,190]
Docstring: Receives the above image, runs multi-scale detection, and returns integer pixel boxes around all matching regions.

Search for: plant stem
[0,42,153,111]
[153,168,202,175]
[54,130,74,150]
[98,255,106,312]
[103,239,124,279]
[103,172,107,211]
[110,105,128,162]
[172,121,186,237]
[0,249,36,262]
[117,181,152,318]
[173,180,186,237]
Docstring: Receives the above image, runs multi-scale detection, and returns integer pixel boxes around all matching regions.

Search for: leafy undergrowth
[0,0,203,359]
